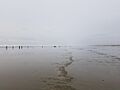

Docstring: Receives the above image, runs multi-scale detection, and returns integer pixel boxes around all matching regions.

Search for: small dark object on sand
[53,46,57,48]
[102,80,104,81]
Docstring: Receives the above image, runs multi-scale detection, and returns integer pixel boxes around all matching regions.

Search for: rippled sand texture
[0,46,120,90]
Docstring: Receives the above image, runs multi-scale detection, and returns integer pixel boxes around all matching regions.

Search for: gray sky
[0,0,120,45]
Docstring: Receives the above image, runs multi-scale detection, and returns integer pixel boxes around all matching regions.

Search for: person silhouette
[19,46,21,49]
[6,46,8,50]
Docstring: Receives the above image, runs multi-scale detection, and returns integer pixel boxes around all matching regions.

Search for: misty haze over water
[0,0,120,45]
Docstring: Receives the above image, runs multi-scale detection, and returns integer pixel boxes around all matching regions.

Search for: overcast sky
[0,0,120,45]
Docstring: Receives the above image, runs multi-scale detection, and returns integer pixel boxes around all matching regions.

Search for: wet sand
[0,46,120,90]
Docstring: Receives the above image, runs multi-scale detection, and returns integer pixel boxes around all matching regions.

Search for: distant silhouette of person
[19,46,21,49]
[6,46,8,50]
[12,46,14,49]
[21,46,23,49]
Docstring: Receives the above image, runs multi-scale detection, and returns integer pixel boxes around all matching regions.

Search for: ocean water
[0,46,120,90]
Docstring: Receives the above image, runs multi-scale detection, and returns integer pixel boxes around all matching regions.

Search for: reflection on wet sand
[0,46,120,90]
[41,54,75,90]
